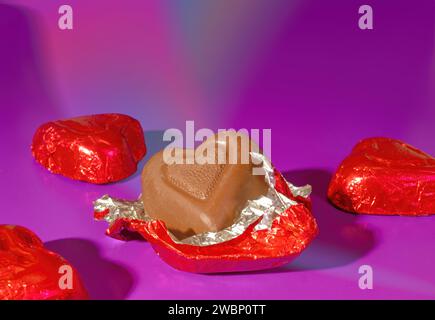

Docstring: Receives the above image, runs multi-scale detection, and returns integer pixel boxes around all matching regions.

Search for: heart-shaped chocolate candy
[141,131,269,239]
[0,225,88,300]
[31,113,146,184]
[328,137,435,215]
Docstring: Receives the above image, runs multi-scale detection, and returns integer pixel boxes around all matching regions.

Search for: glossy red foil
[97,170,318,273]
[328,137,435,216]
[31,113,146,184]
[0,225,88,300]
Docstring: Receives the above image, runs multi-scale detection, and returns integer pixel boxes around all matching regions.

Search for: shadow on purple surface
[281,169,377,271]
[0,4,63,132]
[197,169,378,277]
[123,130,170,182]
[45,238,134,300]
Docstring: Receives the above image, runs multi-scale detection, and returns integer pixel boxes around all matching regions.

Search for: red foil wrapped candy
[0,225,88,300]
[31,113,146,184]
[94,153,318,273]
[328,137,435,216]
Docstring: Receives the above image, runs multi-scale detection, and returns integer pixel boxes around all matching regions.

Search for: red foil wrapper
[94,163,318,274]
[328,137,435,216]
[31,113,146,184]
[0,225,88,300]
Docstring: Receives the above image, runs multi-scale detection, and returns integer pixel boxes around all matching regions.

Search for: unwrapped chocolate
[0,225,88,300]
[328,137,435,216]
[31,113,146,184]
[94,132,318,273]
[141,131,270,239]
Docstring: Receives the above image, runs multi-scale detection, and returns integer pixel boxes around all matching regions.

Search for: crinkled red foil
[0,225,88,300]
[328,137,435,216]
[96,170,318,273]
[31,113,146,184]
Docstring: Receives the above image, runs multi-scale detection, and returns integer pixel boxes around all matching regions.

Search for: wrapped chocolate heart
[31,113,147,184]
[94,130,318,273]
[0,225,88,300]
[328,137,435,216]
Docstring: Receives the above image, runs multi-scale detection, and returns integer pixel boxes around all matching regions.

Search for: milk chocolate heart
[31,113,146,184]
[141,131,269,239]
[96,167,317,273]
[328,137,435,215]
[0,225,88,300]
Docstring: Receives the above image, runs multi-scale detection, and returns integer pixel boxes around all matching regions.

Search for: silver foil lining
[94,153,311,246]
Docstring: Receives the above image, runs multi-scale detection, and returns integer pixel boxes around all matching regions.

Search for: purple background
[1,0,435,299]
